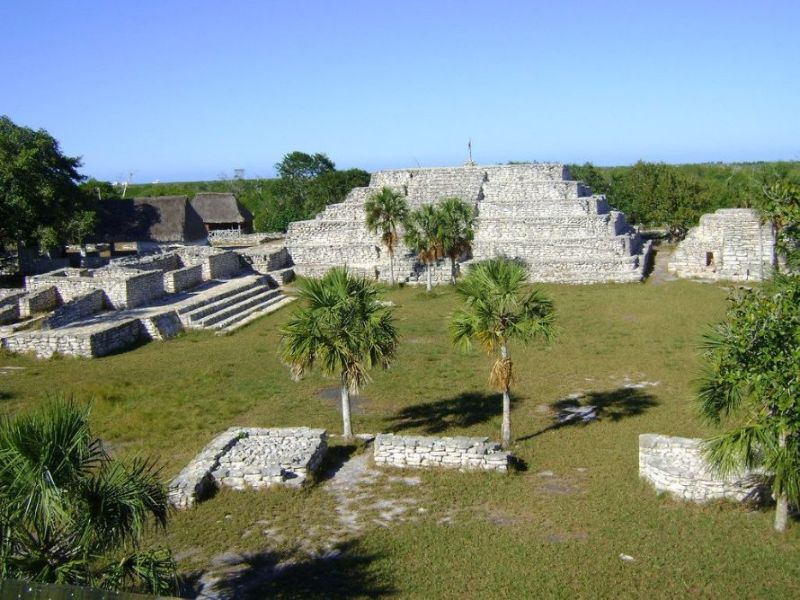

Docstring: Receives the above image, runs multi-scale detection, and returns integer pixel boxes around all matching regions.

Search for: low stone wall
[42,290,105,329]
[18,286,60,318]
[140,311,184,340]
[639,433,767,503]
[169,427,328,509]
[0,304,18,325]
[374,433,509,472]
[2,318,142,359]
[163,264,203,293]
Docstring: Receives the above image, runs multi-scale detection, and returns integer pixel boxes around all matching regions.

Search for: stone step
[212,294,294,332]
[177,278,267,320]
[192,288,281,328]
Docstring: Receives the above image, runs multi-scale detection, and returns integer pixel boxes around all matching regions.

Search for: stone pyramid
[285,164,651,284]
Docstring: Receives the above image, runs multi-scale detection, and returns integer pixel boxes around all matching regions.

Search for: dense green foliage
[279,268,399,437]
[450,258,555,447]
[124,152,370,234]
[365,187,409,286]
[0,399,176,594]
[759,179,800,269]
[0,116,95,249]
[698,275,800,531]
[569,161,800,240]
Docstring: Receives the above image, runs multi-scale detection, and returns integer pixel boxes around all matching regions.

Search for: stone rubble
[169,427,327,509]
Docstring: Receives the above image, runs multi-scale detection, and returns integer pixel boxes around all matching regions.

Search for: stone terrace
[286,163,651,284]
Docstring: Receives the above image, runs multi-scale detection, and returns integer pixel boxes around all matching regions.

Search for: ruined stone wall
[2,319,142,359]
[18,286,60,318]
[374,434,509,472]
[203,251,242,279]
[639,434,766,503]
[668,209,775,281]
[163,264,203,293]
[169,427,328,509]
[42,290,105,329]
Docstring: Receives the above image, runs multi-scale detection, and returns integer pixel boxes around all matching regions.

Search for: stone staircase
[286,163,652,285]
[177,276,293,333]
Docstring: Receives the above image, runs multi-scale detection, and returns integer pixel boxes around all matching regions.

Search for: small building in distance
[190,193,254,234]
[94,195,208,249]
[667,208,776,281]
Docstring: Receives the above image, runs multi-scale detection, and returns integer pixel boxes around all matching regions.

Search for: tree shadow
[315,443,361,484]
[518,387,658,441]
[387,391,516,435]
[191,541,393,599]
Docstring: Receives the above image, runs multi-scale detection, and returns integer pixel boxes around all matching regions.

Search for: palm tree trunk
[389,247,395,286]
[500,343,512,449]
[426,262,432,292]
[450,256,457,285]
[775,430,789,532]
[340,377,353,439]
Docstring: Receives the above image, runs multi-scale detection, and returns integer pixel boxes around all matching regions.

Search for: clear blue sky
[2,0,798,182]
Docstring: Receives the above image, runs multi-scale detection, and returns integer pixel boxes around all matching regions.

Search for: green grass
[2,280,799,598]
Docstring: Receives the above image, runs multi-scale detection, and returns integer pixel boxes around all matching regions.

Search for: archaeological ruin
[287,163,652,284]
[668,208,776,281]
[0,244,294,359]
[639,434,767,503]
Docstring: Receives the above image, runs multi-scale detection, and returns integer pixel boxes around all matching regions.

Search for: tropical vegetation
[698,274,800,532]
[279,268,399,438]
[437,197,476,284]
[365,187,409,286]
[404,205,444,292]
[0,398,176,594]
[450,258,556,448]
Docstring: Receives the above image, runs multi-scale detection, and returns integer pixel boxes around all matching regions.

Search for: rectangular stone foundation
[374,433,509,472]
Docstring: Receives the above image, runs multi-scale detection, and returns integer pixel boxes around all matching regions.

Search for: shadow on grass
[387,391,516,435]
[184,541,393,599]
[518,387,658,442]
[0,391,12,401]
[315,443,361,484]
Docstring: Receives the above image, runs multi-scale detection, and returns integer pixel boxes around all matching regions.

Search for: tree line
[569,160,800,242]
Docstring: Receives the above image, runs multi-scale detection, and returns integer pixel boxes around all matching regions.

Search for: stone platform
[169,427,328,509]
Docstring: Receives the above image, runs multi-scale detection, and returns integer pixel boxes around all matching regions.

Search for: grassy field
[1,279,799,598]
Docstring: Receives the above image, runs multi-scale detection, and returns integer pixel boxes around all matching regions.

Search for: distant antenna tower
[121,172,134,198]
[234,168,245,180]
[464,139,475,166]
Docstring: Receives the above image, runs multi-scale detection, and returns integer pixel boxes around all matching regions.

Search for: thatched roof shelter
[190,193,253,231]
[94,196,208,243]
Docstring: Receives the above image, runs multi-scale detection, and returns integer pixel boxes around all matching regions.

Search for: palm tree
[0,398,176,594]
[365,186,409,286]
[438,197,476,285]
[280,268,399,438]
[404,205,443,292]
[450,258,555,448]
[698,274,800,532]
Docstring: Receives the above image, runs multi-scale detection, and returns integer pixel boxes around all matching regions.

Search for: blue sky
[2,1,798,182]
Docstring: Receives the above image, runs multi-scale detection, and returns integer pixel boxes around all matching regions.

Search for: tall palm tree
[438,197,476,284]
[404,205,443,293]
[365,186,409,286]
[280,268,399,438]
[698,274,800,532]
[0,398,176,594]
[450,258,555,448]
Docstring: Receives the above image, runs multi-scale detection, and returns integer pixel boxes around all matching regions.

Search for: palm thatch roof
[190,193,253,224]
[93,196,207,243]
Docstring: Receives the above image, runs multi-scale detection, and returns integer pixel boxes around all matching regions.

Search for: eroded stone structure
[374,433,509,472]
[639,434,767,503]
[169,427,327,509]
[668,209,775,281]
[287,164,651,284]
[0,245,295,359]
